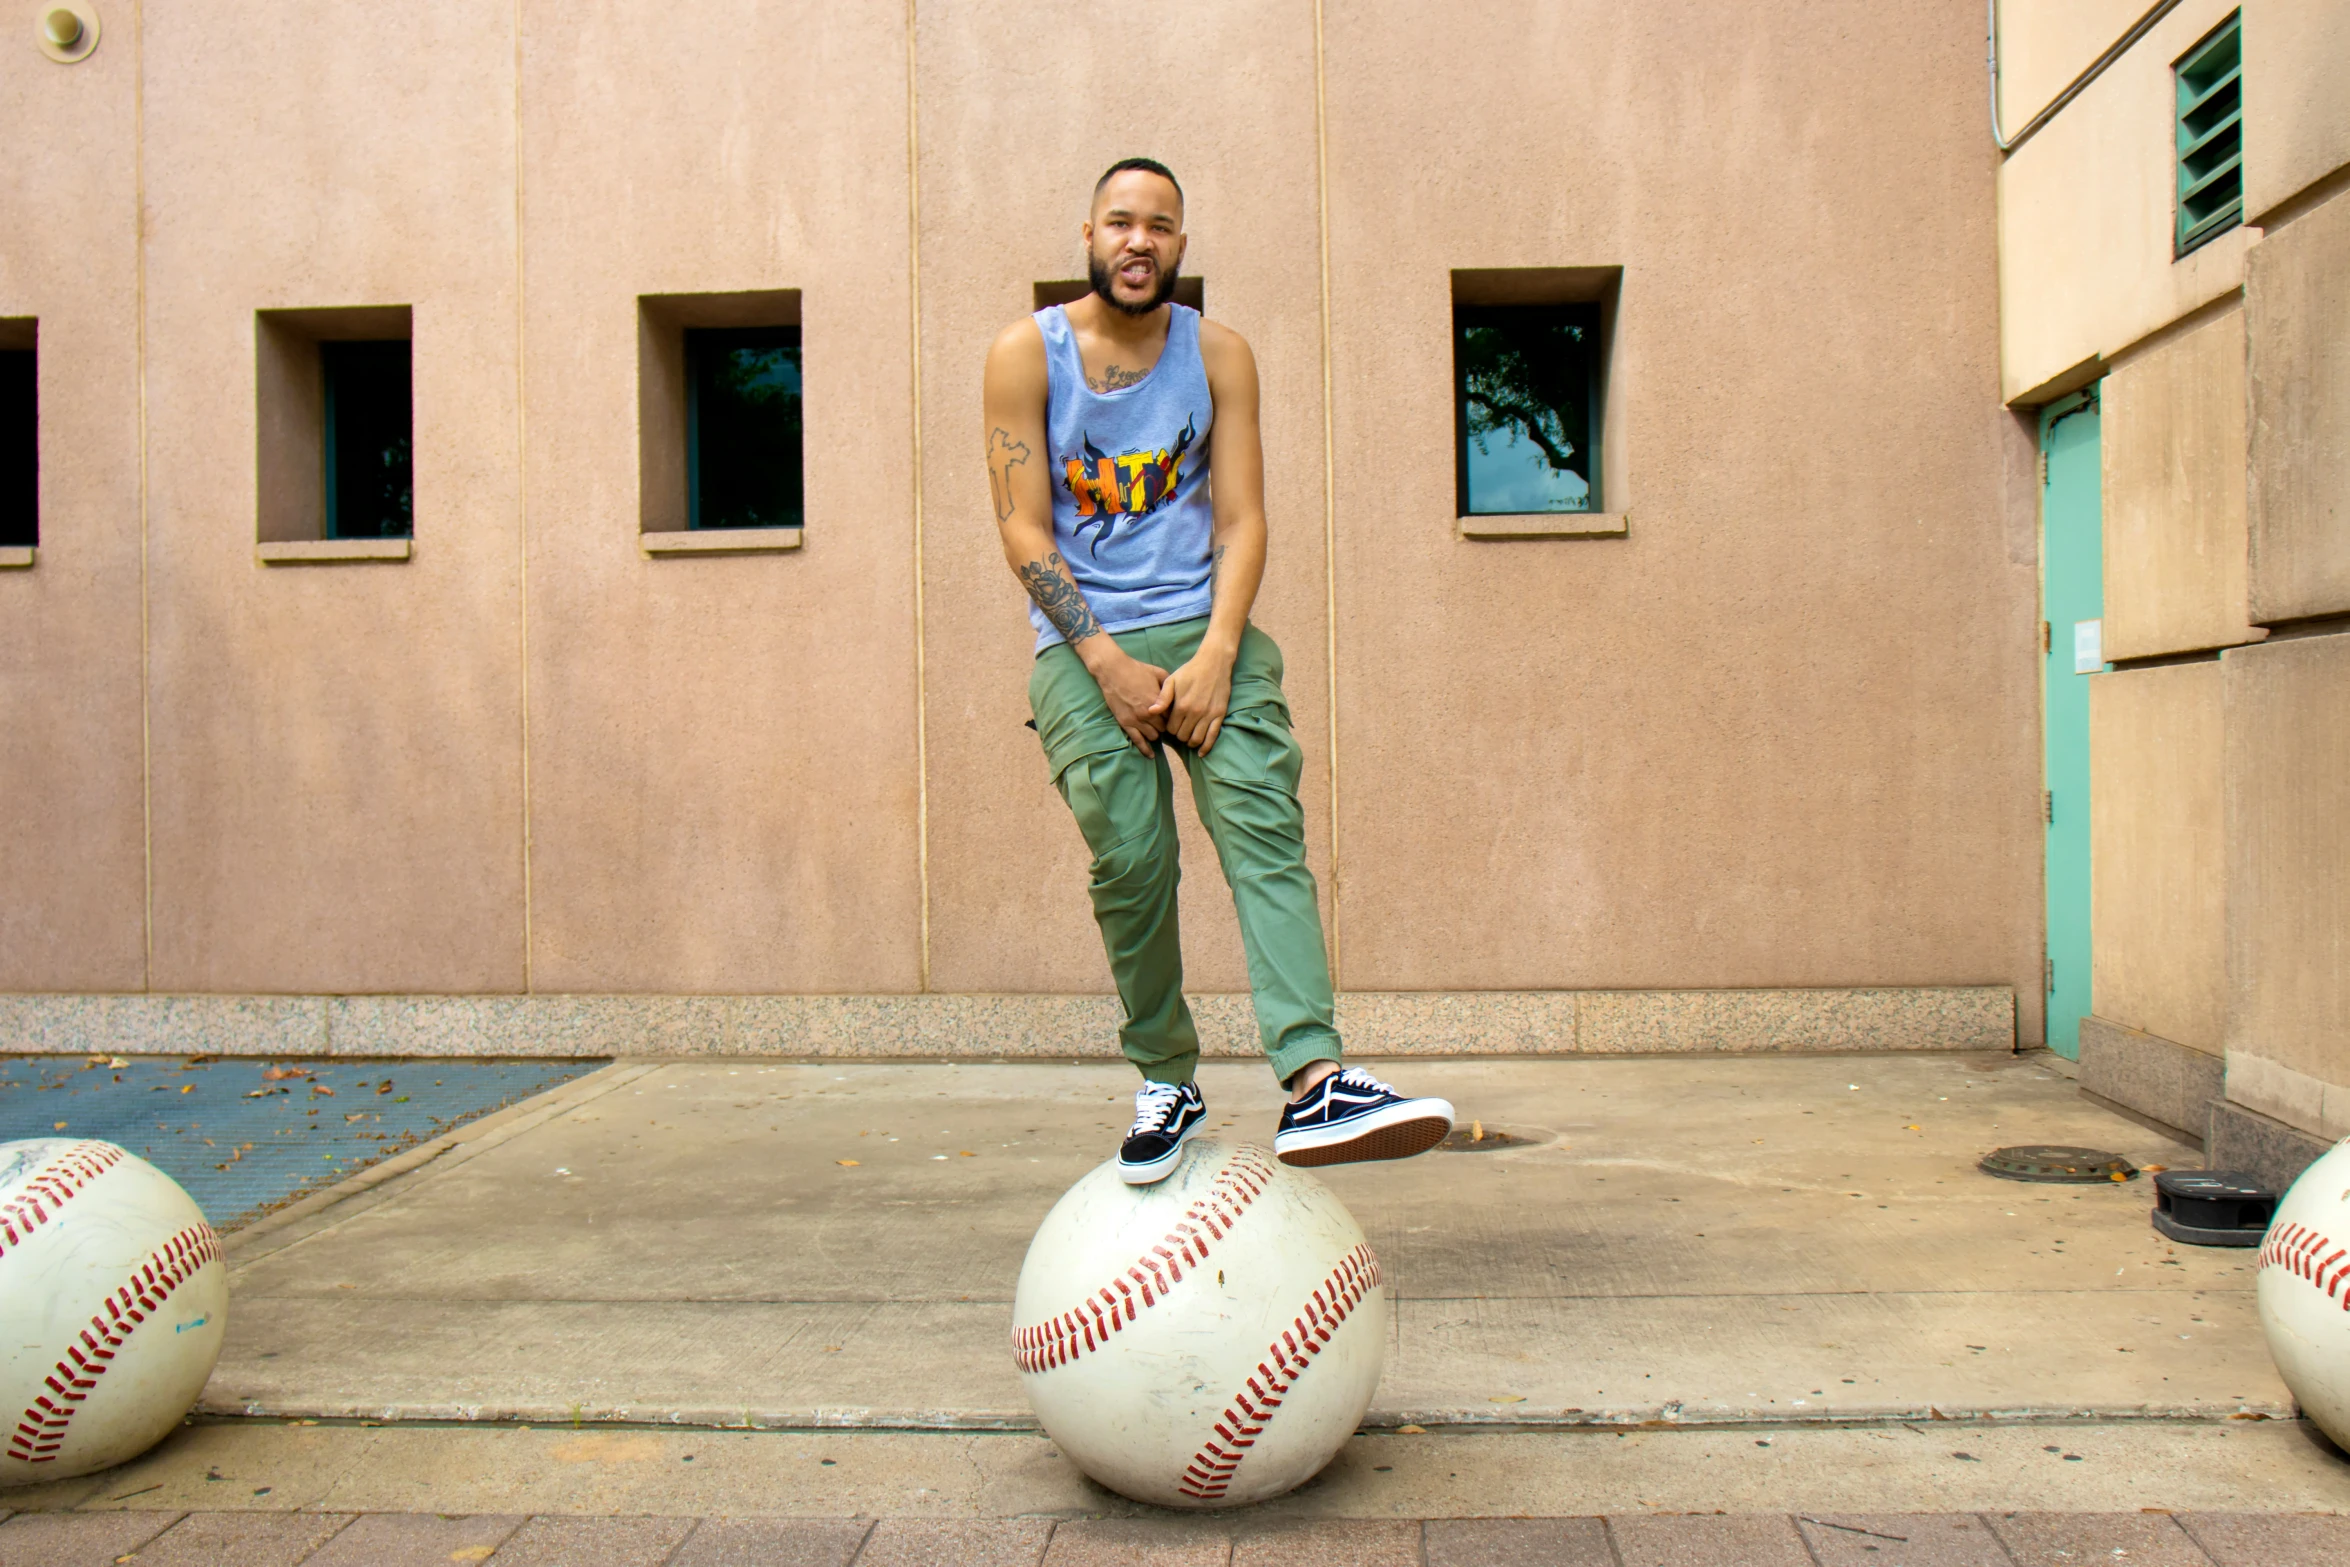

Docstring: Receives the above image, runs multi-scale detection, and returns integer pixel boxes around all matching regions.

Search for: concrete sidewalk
[7,1500,2350,1567]
[197,1053,2283,1430]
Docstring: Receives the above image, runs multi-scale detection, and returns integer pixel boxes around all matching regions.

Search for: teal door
[2041,389,2102,1058]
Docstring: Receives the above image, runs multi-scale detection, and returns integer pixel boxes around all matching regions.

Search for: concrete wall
[2224,633,2350,1139]
[2089,661,2225,1053]
[2245,185,2350,626]
[1,2,2038,1030]
[2100,306,2257,660]
[1996,0,2158,136]
[0,31,146,991]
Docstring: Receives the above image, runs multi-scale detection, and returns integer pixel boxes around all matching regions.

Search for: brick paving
[1,1510,2345,1565]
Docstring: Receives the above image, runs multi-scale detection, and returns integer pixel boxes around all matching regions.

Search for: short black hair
[1094,157,1183,210]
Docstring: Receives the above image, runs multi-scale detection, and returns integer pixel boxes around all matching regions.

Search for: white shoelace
[1129,1081,1185,1136]
[1334,1067,1393,1095]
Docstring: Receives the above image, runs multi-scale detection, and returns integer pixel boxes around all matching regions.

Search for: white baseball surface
[1011,1139,1389,1508]
[0,1139,227,1486]
[2258,1136,2350,1451]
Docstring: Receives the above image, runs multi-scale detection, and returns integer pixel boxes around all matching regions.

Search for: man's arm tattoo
[1086,363,1149,393]
[1017,551,1103,643]
[1209,543,1228,595]
[987,427,1031,524]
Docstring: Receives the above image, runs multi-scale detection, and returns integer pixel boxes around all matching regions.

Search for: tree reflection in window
[687,326,804,530]
[1455,304,1600,515]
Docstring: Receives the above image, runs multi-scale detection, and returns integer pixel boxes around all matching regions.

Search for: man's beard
[1088,249,1181,316]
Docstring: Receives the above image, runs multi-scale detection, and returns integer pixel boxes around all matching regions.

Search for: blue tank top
[1030,302,1216,652]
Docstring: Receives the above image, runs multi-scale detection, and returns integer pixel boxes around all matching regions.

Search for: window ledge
[1458,512,1626,540]
[642,527,804,556]
[0,546,33,570]
[258,538,412,565]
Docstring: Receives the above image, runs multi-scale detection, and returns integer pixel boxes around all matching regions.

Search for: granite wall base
[0,987,2014,1060]
[2078,1014,2225,1139]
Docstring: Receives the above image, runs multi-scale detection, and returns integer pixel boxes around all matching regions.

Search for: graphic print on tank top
[1062,414,1200,556]
[1031,303,1218,651]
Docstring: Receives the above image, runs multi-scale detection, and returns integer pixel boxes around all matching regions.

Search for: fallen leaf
[52,1121,65,1131]
[1470,1119,1484,1142]
[312,1085,335,1097]
[376,1082,393,1095]
[959,1150,977,1157]
[346,1113,368,1123]
[107,1057,129,1069]
[450,1549,496,1563]
[1489,1394,1527,1404]
[1904,1124,1921,1131]
[1395,1424,1427,1435]
[836,1159,859,1167]
[261,1066,307,1081]
[180,1084,196,1095]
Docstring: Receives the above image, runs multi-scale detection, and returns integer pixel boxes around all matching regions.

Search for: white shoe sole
[1117,1114,1204,1185]
[1274,1097,1455,1167]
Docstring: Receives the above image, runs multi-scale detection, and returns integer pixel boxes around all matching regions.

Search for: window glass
[687,326,804,529]
[1455,304,1600,515]
[322,339,413,539]
[1,349,34,547]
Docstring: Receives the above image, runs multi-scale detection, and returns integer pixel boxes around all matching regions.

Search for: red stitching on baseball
[1174,1243,1382,1501]
[1011,1146,1278,1374]
[0,1143,125,1263]
[2260,1222,2350,1313]
[7,1222,221,1464]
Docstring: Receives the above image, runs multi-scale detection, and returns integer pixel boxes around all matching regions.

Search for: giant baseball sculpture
[0,1140,227,1485]
[1011,1140,1388,1507]
[2258,1136,2350,1451]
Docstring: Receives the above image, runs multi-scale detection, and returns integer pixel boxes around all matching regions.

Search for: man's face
[1084,171,1186,316]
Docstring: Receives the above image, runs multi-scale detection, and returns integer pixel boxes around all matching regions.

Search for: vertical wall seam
[513,0,534,992]
[133,1,152,991]
[906,0,932,992]
[1311,0,1342,983]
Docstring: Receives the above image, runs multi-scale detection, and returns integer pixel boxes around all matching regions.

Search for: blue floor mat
[0,1055,606,1231]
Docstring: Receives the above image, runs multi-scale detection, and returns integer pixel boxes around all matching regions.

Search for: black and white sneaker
[1273,1067,1453,1167]
[1118,1080,1208,1185]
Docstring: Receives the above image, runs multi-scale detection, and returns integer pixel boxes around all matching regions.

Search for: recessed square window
[685,326,803,531]
[321,340,413,539]
[2174,11,2243,257]
[255,305,413,558]
[1,323,33,551]
[638,290,803,553]
[1454,302,1602,516]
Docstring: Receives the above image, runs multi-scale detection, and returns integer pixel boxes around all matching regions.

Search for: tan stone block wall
[2224,632,2350,1134]
[136,2,528,994]
[0,33,147,990]
[2101,306,2256,660]
[2243,0,2350,222]
[1995,0,2158,136]
[2089,662,2225,1054]
[1996,0,2254,404]
[0,1,2041,1020]
[1317,0,2037,1032]
[517,4,921,994]
[2246,185,2350,624]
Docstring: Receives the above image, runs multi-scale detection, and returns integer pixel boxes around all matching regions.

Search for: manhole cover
[1979,1145,2137,1183]
[1439,1122,1536,1153]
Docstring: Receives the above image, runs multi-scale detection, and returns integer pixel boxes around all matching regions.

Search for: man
[982,157,1454,1185]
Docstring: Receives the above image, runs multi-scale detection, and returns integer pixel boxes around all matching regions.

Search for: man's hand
[1153,642,1235,753]
[1081,642,1172,756]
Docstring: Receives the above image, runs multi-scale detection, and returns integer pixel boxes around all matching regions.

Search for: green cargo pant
[1029,616,1342,1087]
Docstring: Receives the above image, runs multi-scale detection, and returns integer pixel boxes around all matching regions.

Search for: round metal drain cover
[1439,1124,1536,1153]
[1979,1145,2138,1183]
